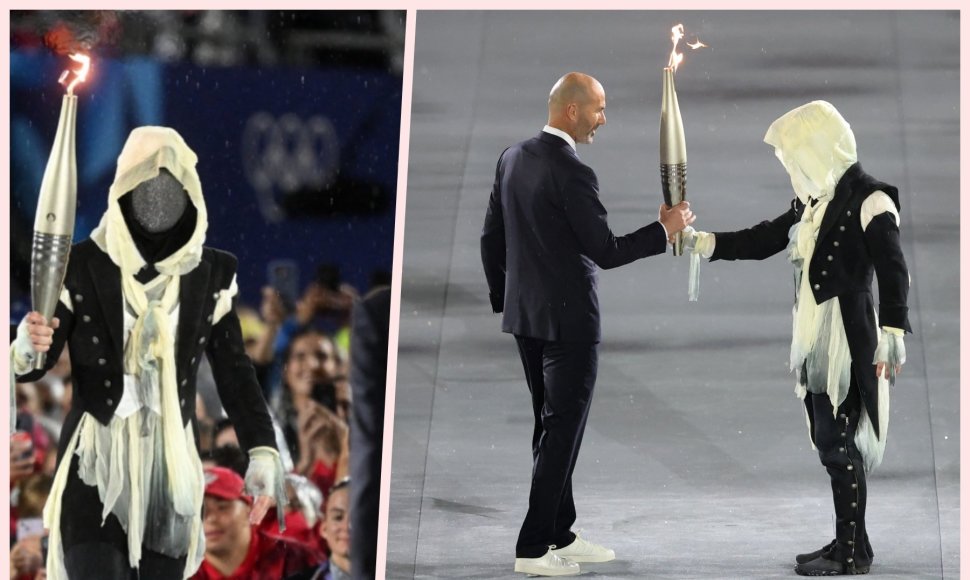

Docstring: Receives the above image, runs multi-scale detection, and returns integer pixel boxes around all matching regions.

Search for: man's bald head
[547,72,607,145]
[548,73,601,109]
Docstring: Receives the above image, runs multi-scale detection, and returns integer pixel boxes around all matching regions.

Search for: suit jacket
[17,239,277,458]
[711,163,910,438]
[481,131,667,343]
[349,286,390,580]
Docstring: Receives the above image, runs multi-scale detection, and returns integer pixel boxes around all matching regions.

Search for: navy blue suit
[481,131,666,557]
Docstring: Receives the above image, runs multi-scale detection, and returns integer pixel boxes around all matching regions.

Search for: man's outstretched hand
[659,201,696,236]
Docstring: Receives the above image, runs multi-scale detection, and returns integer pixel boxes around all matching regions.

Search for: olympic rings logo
[241,112,340,222]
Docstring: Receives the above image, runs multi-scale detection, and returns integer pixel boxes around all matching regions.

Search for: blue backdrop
[10,50,400,316]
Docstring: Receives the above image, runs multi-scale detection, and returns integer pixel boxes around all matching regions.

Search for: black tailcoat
[17,239,278,459]
[710,163,911,438]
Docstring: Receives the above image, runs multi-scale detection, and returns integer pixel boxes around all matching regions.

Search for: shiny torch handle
[30,95,79,370]
[660,67,687,257]
[661,163,687,256]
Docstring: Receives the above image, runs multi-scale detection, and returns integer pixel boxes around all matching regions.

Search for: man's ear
[566,103,578,121]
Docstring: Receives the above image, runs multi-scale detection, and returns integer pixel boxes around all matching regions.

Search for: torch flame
[666,24,707,73]
[667,24,685,71]
[59,53,91,95]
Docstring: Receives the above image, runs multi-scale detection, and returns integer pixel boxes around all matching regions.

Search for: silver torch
[30,53,89,370]
[659,64,687,256]
[659,24,706,257]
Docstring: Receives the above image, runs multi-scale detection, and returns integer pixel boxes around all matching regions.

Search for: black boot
[797,395,872,576]
[795,539,835,565]
[796,534,872,564]
[795,553,869,576]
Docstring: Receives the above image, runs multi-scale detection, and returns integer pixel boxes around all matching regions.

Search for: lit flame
[666,24,707,73]
[667,24,685,71]
[58,53,91,95]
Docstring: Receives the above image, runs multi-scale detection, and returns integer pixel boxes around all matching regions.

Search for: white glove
[245,446,282,499]
[246,446,288,531]
[872,326,906,384]
[11,318,38,375]
[682,226,715,259]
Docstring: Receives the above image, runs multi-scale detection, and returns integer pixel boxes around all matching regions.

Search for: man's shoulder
[502,134,589,173]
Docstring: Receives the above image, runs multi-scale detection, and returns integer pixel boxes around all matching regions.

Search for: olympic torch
[660,64,687,256]
[30,53,89,370]
[659,24,705,257]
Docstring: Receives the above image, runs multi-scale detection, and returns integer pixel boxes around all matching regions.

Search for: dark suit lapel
[87,253,125,363]
[817,163,860,243]
[177,260,211,364]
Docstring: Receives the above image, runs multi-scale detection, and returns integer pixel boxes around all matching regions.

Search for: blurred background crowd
[9,10,400,580]
[12,276,391,580]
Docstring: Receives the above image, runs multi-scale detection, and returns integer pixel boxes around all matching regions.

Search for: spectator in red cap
[193,467,319,580]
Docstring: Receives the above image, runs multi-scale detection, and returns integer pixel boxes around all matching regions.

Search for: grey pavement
[388,11,959,579]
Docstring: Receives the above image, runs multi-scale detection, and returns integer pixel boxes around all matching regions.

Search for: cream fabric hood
[764,100,858,203]
[90,126,208,278]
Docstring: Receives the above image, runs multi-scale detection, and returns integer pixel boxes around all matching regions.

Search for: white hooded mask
[91,126,208,278]
[764,100,858,204]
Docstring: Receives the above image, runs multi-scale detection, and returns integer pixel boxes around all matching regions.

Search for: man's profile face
[203,496,251,557]
[573,84,607,145]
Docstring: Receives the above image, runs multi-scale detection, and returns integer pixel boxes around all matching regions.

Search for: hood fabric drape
[769,102,887,471]
[91,126,208,275]
[764,100,858,204]
[767,101,858,389]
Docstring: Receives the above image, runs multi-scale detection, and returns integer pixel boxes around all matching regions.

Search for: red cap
[204,467,253,505]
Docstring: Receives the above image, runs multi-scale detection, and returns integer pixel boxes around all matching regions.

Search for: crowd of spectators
[10,11,406,72]
[10,265,390,580]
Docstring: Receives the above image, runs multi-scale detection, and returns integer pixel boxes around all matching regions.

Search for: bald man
[481,72,694,576]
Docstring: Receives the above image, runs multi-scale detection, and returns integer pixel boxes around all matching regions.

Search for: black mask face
[129,169,189,233]
[120,169,198,271]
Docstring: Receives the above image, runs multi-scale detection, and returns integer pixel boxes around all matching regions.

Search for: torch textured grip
[661,162,687,256]
[30,232,72,370]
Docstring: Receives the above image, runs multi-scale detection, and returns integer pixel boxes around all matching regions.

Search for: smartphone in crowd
[267,260,300,307]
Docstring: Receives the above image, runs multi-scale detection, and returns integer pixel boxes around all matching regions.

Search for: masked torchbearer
[12,127,286,580]
[684,101,910,576]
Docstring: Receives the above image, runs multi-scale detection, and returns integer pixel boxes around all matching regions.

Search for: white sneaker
[550,531,615,563]
[514,548,581,576]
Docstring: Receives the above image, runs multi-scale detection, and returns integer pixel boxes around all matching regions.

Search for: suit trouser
[806,381,873,569]
[514,335,598,558]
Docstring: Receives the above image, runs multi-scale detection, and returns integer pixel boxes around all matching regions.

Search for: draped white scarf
[787,196,853,414]
[44,127,210,579]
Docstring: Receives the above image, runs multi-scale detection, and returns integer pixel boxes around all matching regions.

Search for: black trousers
[514,336,598,558]
[60,455,188,580]
[806,383,873,569]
